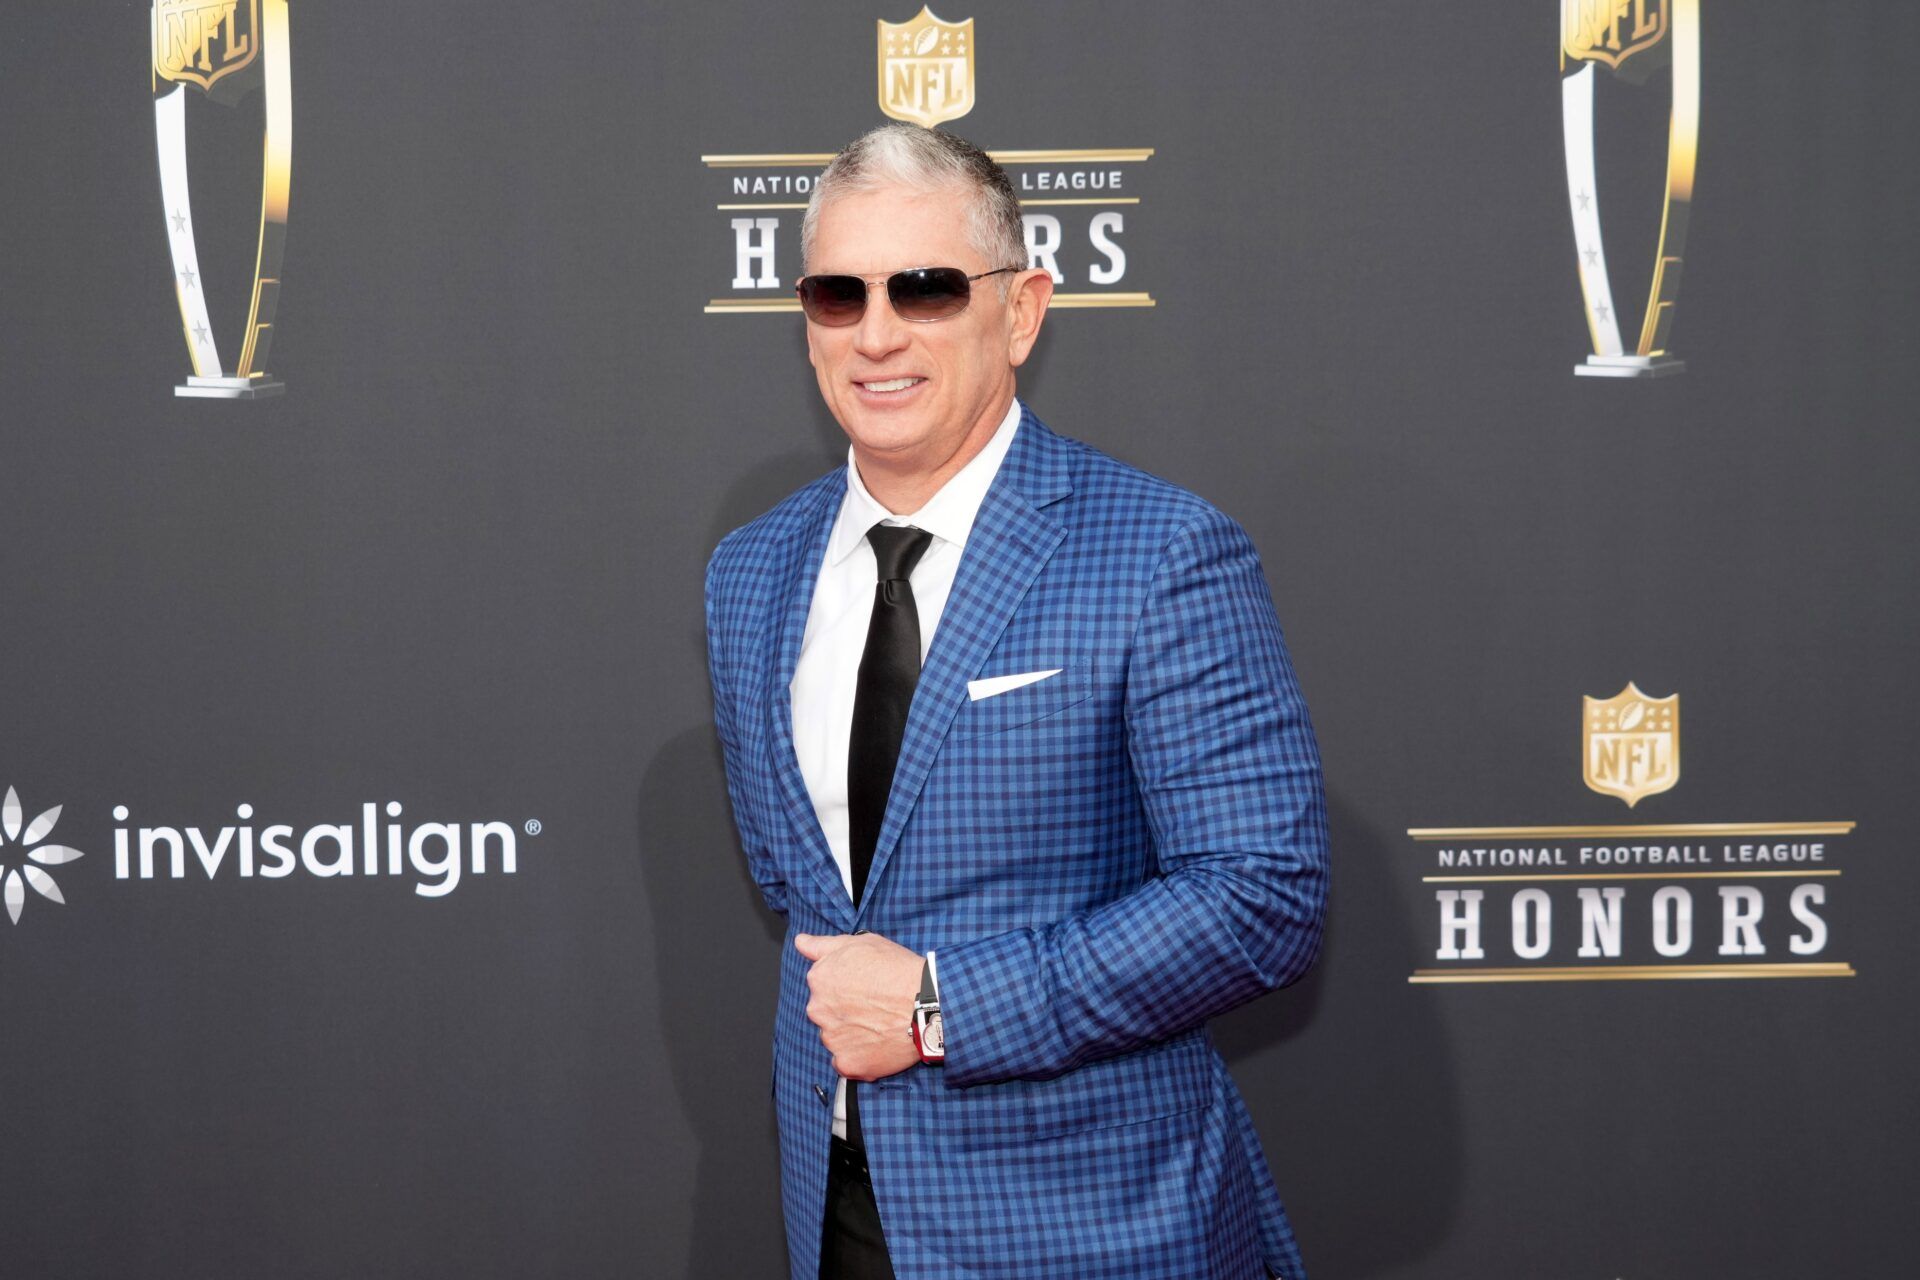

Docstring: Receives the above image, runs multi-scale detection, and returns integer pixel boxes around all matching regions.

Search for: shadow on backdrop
[639,720,787,1279]
[1213,789,1464,1277]
[632,450,854,1278]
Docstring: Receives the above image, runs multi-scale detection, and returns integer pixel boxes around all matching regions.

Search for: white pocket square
[967,668,1063,702]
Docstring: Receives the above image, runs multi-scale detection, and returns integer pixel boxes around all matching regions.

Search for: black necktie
[843,522,931,1152]
[848,523,934,905]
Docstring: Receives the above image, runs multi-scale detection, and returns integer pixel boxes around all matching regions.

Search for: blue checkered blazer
[705,405,1329,1280]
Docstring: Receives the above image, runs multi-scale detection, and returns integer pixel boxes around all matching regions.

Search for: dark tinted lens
[796,275,868,326]
[887,267,971,321]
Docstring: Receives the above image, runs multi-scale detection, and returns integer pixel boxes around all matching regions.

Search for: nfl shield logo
[1562,0,1669,73]
[153,0,261,92]
[877,8,975,128]
[1583,682,1680,807]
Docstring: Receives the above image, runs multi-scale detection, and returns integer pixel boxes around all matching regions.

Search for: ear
[1005,269,1054,368]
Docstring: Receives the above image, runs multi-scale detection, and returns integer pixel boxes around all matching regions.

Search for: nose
[851,281,910,362]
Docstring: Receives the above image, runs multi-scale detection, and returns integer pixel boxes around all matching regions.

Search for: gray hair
[800,124,1026,286]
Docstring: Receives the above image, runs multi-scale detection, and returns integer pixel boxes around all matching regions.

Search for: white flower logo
[0,786,85,925]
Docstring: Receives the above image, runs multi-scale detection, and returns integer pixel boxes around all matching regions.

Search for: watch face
[922,1011,943,1057]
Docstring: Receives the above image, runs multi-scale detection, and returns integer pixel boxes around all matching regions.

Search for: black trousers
[820,1137,896,1280]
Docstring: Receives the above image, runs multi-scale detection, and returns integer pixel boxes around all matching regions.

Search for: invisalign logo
[0,786,87,925]
[113,802,521,898]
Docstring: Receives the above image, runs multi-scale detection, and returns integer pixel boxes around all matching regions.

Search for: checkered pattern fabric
[706,406,1328,1280]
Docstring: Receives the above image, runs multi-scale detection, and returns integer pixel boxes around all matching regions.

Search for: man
[704,124,1328,1280]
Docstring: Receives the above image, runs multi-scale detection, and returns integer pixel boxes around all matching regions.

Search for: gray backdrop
[2,2,1915,1276]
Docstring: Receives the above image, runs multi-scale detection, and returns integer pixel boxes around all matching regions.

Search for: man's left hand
[793,932,925,1081]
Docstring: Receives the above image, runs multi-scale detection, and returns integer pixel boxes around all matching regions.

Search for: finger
[794,933,848,960]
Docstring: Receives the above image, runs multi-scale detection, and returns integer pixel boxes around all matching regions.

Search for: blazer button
[813,1084,829,1105]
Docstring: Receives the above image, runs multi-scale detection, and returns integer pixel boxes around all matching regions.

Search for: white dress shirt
[790,395,1021,1138]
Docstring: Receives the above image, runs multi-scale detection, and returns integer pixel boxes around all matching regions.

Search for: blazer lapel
[853,410,1073,925]
[764,472,861,931]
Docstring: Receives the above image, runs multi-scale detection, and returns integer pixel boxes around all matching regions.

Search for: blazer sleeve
[932,507,1329,1087]
[705,541,790,917]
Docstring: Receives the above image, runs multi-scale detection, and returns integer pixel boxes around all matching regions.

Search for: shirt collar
[826,396,1023,567]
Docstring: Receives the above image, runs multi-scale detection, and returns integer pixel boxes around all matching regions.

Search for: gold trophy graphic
[153,0,291,399]
[1561,0,1698,378]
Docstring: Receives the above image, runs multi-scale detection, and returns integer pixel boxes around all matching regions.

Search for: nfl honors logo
[153,0,259,92]
[702,8,1153,315]
[878,7,975,127]
[1562,0,1669,74]
[1407,677,1853,984]
[1583,682,1679,807]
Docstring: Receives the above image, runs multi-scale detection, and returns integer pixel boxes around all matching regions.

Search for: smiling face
[803,184,1049,502]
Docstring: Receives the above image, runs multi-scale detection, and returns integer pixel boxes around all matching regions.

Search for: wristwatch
[910,957,944,1064]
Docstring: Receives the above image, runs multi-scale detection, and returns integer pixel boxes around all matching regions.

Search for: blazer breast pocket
[950,656,1094,739]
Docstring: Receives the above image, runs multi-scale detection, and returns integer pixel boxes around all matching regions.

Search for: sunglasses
[794,266,1022,326]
